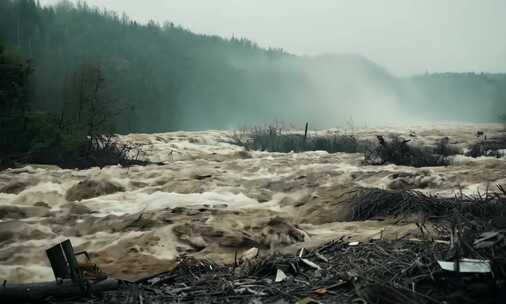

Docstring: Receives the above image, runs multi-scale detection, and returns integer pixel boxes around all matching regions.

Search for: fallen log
[0,279,122,302]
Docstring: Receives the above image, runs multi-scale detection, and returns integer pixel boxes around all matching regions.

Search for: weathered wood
[304,122,309,142]
[0,279,122,302]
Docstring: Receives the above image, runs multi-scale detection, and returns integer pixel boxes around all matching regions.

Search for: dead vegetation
[233,125,463,168]
[232,124,369,154]
[52,236,505,304]
[348,186,506,222]
[364,135,456,167]
[8,134,152,170]
[28,186,506,304]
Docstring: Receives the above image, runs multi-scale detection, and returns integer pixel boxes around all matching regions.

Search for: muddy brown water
[0,124,505,282]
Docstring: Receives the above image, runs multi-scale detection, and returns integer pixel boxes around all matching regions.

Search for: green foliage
[0,0,402,131]
[1,0,505,134]
[0,40,138,170]
[0,46,66,160]
[0,0,295,132]
[24,112,62,150]
[0,44,34,156]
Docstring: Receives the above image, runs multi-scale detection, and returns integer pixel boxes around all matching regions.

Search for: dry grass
[232,124,369,153]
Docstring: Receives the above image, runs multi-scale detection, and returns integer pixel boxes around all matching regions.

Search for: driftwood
[0,279,122,302]
[349,187,506,222]
[0,239,122,302]
[45,236,505,304]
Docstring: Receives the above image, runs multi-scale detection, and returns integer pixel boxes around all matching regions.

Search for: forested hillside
[1,0,505,133]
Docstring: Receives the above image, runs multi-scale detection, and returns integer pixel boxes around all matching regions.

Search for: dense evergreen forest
[1,0,505,136]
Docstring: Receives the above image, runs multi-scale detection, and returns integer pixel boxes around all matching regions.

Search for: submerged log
[0,279,122,302]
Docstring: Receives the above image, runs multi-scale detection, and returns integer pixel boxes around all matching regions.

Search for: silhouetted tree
[62,61,117,148]
[1,0,505,132]
[0,44,34,155]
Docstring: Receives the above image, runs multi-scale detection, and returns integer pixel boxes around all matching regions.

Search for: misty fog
[2,2,506,302]
[1,1,505,132]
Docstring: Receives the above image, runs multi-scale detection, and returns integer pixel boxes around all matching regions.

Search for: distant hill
[403,73,506,123]
[1,0,504,132]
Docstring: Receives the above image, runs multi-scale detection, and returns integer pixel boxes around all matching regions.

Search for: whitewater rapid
[1,124,505,283]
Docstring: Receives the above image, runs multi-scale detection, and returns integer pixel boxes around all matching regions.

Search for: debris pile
[348,187,506,222]
[53,187,504,304]
[4,188,506,303]
[4,236,506,303]
[48,225,506,303]
[365,135,451,167]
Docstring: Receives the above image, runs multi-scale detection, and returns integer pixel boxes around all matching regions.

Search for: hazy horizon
[38,0,506,76]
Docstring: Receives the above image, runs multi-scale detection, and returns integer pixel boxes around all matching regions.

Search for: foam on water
[1,124,505,283]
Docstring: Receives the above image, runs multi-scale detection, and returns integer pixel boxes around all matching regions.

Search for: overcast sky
[39,0,506,76]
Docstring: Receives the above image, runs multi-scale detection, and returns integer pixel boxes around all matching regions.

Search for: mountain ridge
[1,0,504,131]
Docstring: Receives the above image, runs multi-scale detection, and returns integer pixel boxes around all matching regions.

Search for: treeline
[0,43,144,169]
[0,43,36,156]
[0,0,299,132]
[0,0,505,136]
